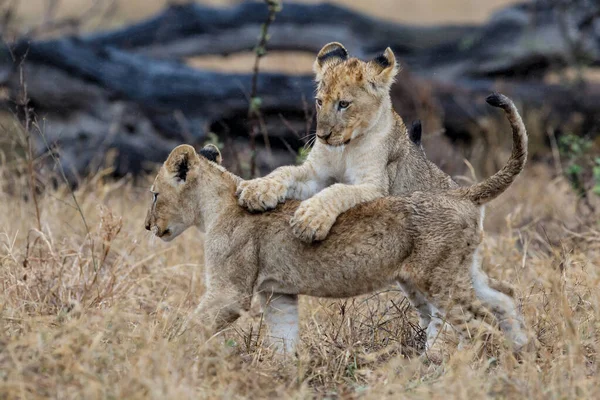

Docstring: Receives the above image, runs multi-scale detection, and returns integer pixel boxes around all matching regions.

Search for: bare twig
[31,117,98,281]
[547,128,563,175]
[247,0,281,178]
[15,56,41,231]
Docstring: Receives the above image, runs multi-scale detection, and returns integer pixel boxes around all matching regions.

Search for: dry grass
[1,157,599,399]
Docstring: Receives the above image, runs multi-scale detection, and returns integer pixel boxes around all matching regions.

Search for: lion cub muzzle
[316,128,351,146]
[145,219,170,238]
[145,209,172,238]
[316,130,332,142]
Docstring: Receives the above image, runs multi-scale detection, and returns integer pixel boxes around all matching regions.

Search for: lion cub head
[144,144,222,241]
[313,42,399,146]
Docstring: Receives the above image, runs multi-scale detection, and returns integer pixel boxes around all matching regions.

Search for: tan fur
[145,138,529,355]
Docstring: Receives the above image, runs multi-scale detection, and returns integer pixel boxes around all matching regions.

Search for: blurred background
[15,0,522,27]
[1,0,599,203]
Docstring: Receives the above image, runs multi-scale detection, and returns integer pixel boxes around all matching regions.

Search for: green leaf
[266,0,282,12]
[250,96,262,114]
[255,45,266,57]
[567,164,582,176]
[296,146,310,164]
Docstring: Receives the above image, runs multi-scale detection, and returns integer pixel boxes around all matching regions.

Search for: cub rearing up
[236,42,455,243]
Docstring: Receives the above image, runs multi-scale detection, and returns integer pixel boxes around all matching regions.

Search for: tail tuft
[485,92,510,109]
[453,92,528,206]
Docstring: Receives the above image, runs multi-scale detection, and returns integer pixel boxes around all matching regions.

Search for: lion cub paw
[236,178,286,212]
[290,198,337,243]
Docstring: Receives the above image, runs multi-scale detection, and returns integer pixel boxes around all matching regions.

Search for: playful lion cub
[144,94,529,355]
[236,42,455,243]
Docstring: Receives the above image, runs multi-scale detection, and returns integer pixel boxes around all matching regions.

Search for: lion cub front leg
[185,286,252,340]
[237,164,320,212]
[236,177,288,212]
[291,182,385,243]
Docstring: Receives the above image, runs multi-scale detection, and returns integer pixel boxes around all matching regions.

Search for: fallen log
[70,1,600,81]
[0,43,445,178]
[81,2,478,60]
[0,43,316,178]
[7,1,599,81]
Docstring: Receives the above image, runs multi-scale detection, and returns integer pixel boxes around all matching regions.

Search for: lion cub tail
[454,93,528,206]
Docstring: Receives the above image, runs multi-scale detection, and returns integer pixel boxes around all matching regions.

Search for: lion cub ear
[313,42,348,80]
[199,144,222,165]
[165,144,200,183]
[367,47,399,90]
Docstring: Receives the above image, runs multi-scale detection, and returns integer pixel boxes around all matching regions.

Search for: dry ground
[1,157,599,399]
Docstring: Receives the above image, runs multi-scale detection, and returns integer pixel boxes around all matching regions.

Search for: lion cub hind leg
[259,293,299,355]
[432,290,498,356]
[470,246,529,351]
[416,264,499,356]
[397,280,432,329]
[397,280,450,350]
[488,276,515,298]
[424,304,450,352]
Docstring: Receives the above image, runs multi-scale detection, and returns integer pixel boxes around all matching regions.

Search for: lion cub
[236,42,455,244]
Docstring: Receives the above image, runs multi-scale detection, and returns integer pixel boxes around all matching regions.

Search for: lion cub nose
[317,131,332,140]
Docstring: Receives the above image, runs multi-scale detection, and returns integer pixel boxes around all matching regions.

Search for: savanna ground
[2,158,600,399]
[2,0,600,398]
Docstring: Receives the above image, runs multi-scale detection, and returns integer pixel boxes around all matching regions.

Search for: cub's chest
[324,148,387,185]
[341,165,364,185]
[321,151,355,184]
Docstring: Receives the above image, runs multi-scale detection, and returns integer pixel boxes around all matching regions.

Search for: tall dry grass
[1,153,599,398]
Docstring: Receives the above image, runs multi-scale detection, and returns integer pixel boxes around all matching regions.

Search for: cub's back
[250,197,411,245]
[404,191,481,250]
[387,114,457,195]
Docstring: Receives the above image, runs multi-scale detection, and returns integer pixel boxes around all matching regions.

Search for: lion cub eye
[316,98,323,108]
[151,192,158,203]
[338,100,350,110]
